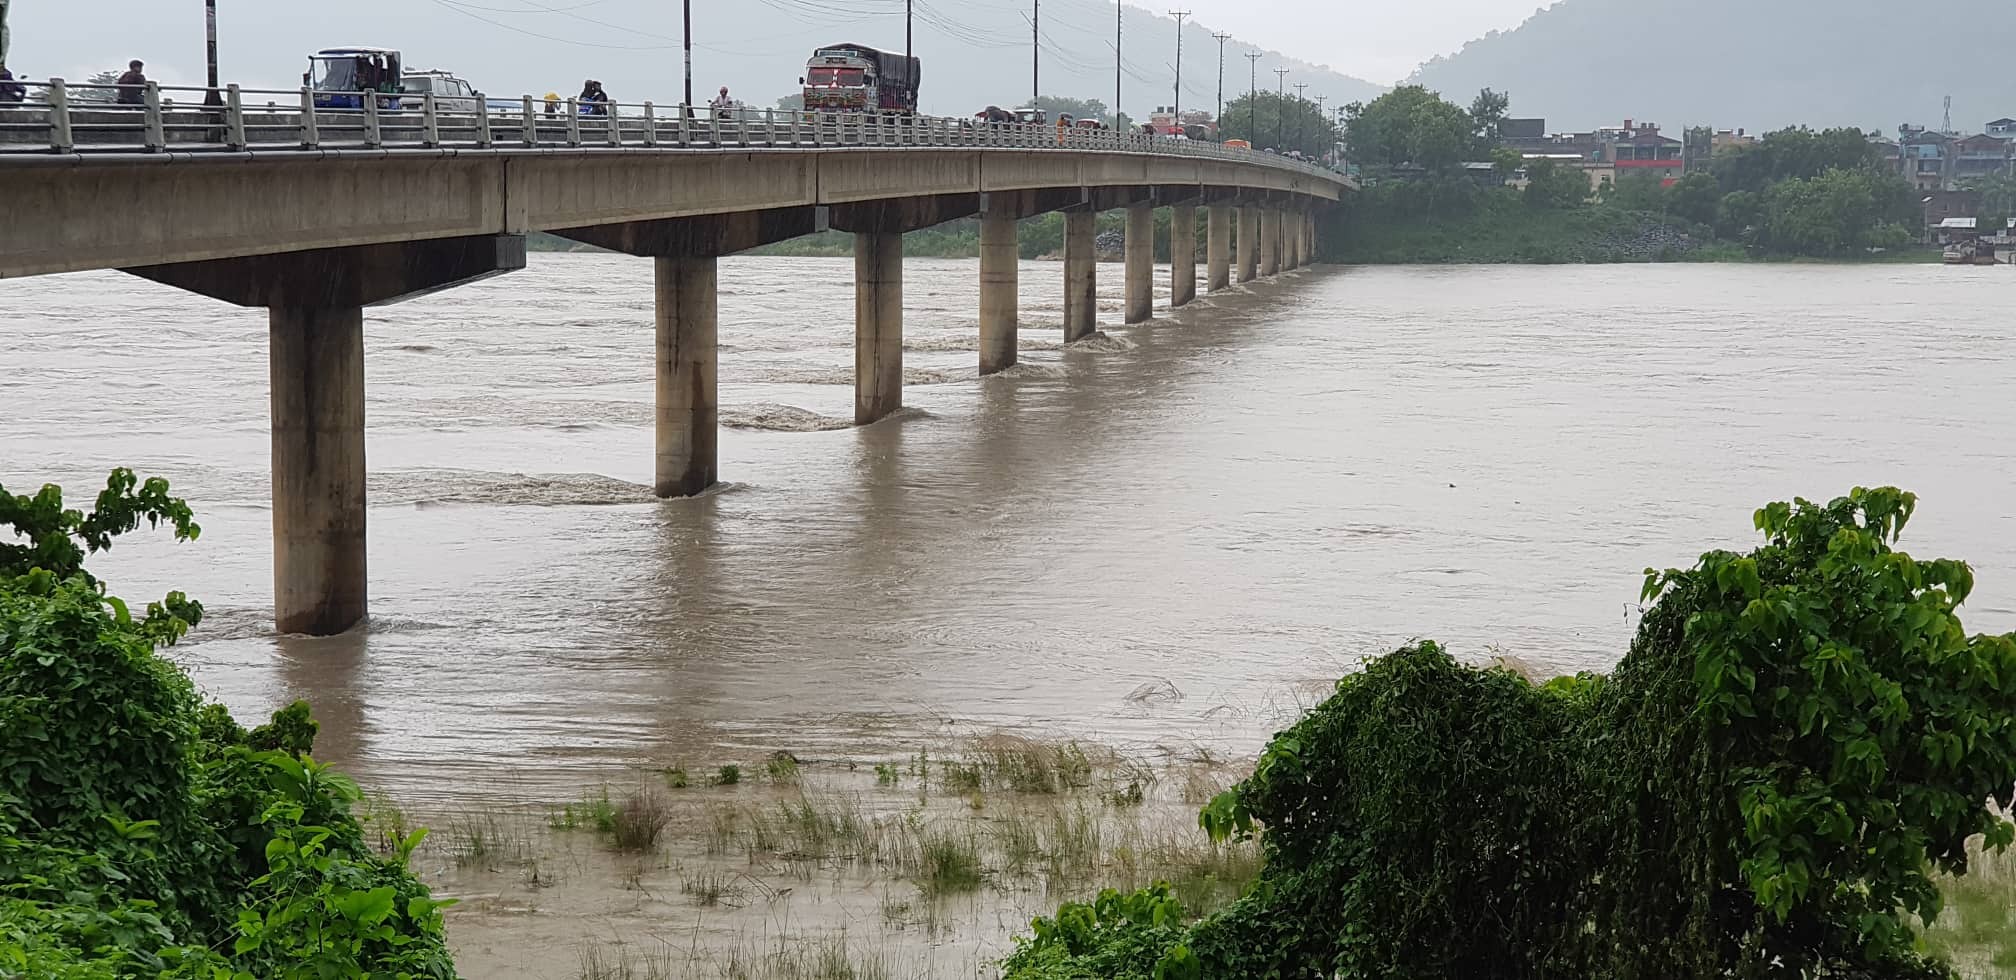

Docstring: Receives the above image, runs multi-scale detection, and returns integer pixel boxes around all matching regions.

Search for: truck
[306,46,404,109]
[800,43,919,114]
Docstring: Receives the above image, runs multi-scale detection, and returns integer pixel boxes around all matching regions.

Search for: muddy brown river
[6,256,2015,811]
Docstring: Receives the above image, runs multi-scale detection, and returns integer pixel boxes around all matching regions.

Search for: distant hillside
[1407,0,2015,135]
[10,0,1382,123]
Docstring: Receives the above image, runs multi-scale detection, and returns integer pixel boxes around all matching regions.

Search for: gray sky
[9,0,1545,89]
[1157,0,1542,83]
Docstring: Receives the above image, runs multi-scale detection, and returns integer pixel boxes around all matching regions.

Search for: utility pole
[1293,81,1307,151]
[1114,0,1122,128]
[1,0,11,70]
[1244,52,1260,144]
[203,0,222,107]
[1168,9,1189,118]
[905,0,912,79]
[1212,32,1230,133]
[1273,67,1288,149]
[1031,0,1040,107]
[1314,94,1328,162]
[682,0,693,109]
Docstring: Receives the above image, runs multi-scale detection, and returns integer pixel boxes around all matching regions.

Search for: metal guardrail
[0,79,1344,184]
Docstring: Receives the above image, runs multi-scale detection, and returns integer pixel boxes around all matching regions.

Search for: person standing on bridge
[0,69,25,106]
[115,59,145,105]
[578,79,608,116]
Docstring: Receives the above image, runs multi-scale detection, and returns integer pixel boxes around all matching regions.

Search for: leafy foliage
[0,471,458,978]
[1006,489,2016,979]
[1341,85,1475,172]
[1218,92,1339,159]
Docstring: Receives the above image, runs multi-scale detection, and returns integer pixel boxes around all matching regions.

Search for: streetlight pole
[1244,52,1259,144]
[1212,32,1230,133]
[203,0,222,107]
[1168,9,1189,119]
[1273,67,1287,149]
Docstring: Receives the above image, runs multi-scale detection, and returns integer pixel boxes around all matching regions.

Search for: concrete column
[1285,212,1302,270]
[854,231,903,425]
[1063,210,1098,343]
[1236,207,1259,283]
[1124,202,1154,324]
[1170,204,1196,308]
[654,255,717,497]
[270,305,366,636]
[1306,212,1319,264]
[1260,209,1281,276]
[1206,204,1232,292]
[978,207,1018,375]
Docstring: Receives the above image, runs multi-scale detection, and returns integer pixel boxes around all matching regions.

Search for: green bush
[1006,488,2016,979]
[0,470,458,978]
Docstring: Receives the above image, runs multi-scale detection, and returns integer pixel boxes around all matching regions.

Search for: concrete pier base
[854,232,904,424]
[654,256,718,497]
[1206,205,1231,292]
[978,207,1018,374]
[1170,204,1196,308]
[1063,210,1098,342]
[1236,207,1259,283]
[1285,212,1302,270]
[270,305,367,637]
[1261,210,1281,277]
[1124,203,1154,324]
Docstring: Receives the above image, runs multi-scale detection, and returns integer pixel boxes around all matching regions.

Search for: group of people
[0,58,143,107]
[540,79,614,116]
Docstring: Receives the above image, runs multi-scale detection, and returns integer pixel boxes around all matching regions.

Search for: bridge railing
[0,78,1342,182]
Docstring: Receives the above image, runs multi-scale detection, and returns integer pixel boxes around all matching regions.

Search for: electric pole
[1114,0,1122,128]
[203,0,222,107]
[1,0,11,70]
[1031,0,1040,107]
[1314,94,1328,162]
[905,0,912,79]
[1273,67,1288,149]
[1212,32,1230,133]
[1293,82,1306,151]
[1168,9,1189,119]
[1244,52,1260,144]
[683,0,693,109]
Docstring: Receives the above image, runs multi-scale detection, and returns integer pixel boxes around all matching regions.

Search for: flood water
[5,257,2016,807]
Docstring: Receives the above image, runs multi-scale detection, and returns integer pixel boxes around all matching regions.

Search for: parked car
[402,70,481,114]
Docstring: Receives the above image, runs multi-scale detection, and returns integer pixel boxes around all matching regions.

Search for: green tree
[1469,87,1510,144]
[1666,171,1722,226]
[1219,91,1338,158]
[1523,158,1588,209]
[1603,169,1669,212]
[1961,172,2016,215]
[1343,85,1476,172]
[1713,126,1880,194]
[1033,94,1112,124]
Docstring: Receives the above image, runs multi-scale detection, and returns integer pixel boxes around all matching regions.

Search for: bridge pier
[1170,203,1196,308]
[1286,212,1302,270]
[269,306,367,637]
[127,234,526,635]
[853,231,904,424]
[1124,202,1155,324]
[1206,204,1231,292]
[978,206,1019,375]
[653,256,718,496]
[1261,210,1281,277]
[1062,210,1098,342]
[1236,207,1259,283]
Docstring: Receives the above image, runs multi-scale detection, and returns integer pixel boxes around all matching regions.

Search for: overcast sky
[8,0,1547,88]
[1149,0,1544,82]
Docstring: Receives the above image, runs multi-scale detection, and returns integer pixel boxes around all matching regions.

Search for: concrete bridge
[0,78,1349,635]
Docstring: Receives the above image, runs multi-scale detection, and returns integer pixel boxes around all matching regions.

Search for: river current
[4,257,2013,806]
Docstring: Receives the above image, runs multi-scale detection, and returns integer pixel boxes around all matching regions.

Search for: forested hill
[1407,0,2016,134]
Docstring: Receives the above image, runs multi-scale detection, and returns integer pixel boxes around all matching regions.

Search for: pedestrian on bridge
[578,79,608,116]
[0,69,25,106]
[115,59,146,105]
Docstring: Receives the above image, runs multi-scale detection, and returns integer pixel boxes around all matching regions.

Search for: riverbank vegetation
[0,472,457,978]
[1002,487,2016,979]
[1325,86,1926,263]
